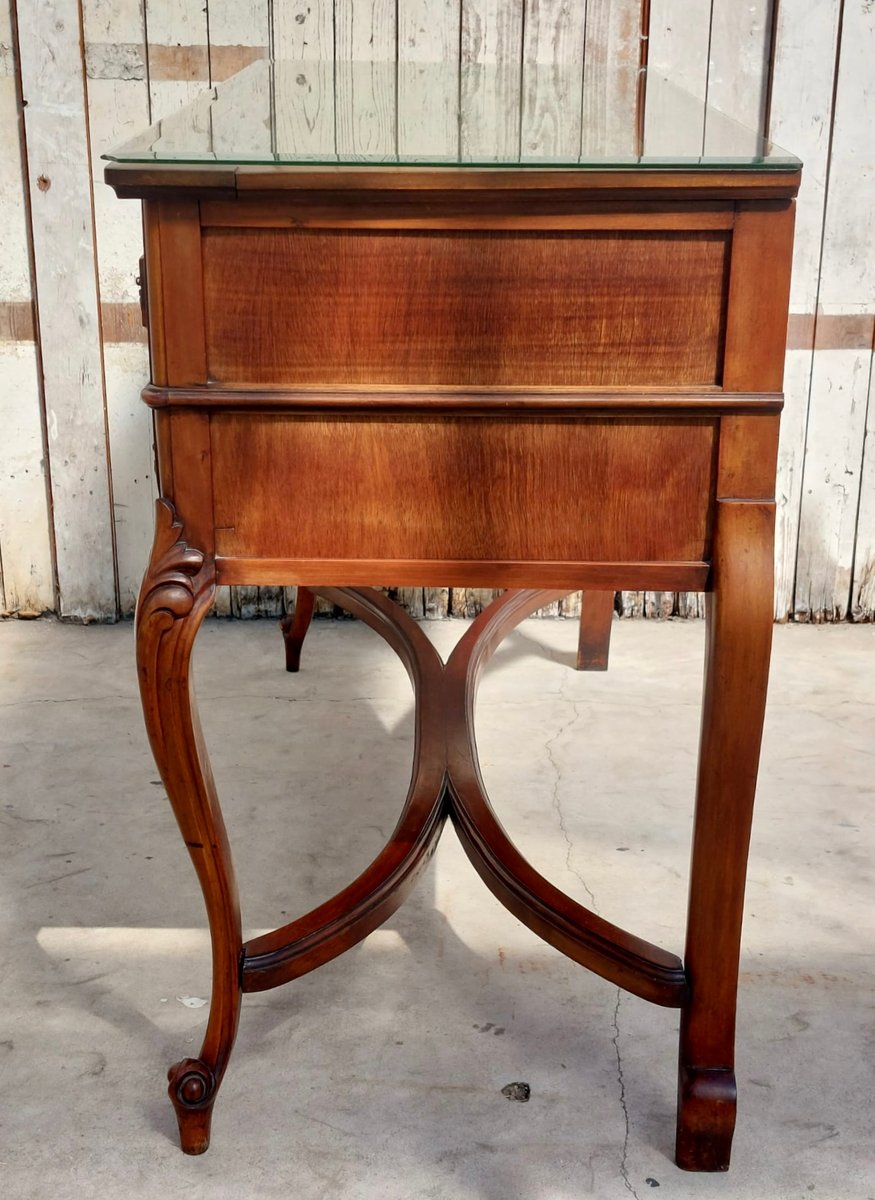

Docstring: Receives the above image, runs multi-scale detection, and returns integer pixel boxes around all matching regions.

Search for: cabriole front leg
[676,501,775,1171]
[136,499,243,1154]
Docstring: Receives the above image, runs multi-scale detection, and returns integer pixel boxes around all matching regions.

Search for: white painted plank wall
[795,0,875,619]
[398,1,461,160]
[2,0,874,623]
[0,2,54,616]
[83,0,154,616]
[16,0,116,620]
[769,0,844,620]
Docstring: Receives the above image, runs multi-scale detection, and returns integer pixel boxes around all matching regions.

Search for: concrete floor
[0,614,873,1199]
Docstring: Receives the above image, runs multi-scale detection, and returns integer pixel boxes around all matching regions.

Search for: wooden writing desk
[106,62,801,1170]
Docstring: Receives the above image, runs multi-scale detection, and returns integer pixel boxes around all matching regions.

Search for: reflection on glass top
[104,61,799,171]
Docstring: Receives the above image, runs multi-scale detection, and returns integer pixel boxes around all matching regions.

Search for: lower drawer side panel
[210,414,717,566]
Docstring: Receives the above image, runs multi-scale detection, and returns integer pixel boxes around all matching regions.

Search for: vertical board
[335,1,397,159]
[17,0,117,619]
[580,0,640,157]
[460,0,524,160]
[0,344,55,615]
[101,343,154,614]
[208,0,270,80]
[705,0,772,143]
[852,359,875,618]
[82,0,152,617]
[795,0,875,620]
[0,1,54,615]
[768,0,843,619]
[145,0,210,120]
[644,0,711,156]
[520,0,587,159]
[272,2,336,157]
[398,1,461,159]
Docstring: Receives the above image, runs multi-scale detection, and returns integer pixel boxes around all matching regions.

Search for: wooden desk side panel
[200,227,730,389]
[209,415,717,565]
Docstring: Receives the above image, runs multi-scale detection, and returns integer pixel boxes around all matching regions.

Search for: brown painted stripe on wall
[0,300,36,341]
[2,301,872,351]
[101,302,148,344]
[210,45,268,82]
[787,312,875,351]
[0,301,145,343]
[147,44,267,84]
[147,44,210,81]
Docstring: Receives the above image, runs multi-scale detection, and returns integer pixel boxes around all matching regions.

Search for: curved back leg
[280,586,316,672]
[136,500,243,1155]
[575,590,615,671]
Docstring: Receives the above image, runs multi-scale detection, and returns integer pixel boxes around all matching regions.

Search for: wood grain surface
[203,228,730,387]
[210,414,717,563]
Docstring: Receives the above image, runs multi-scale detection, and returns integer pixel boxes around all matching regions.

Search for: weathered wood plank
[425,586,450,619]
[0,345,56,615]
[520,0,586,160]
[450,587,503,617]
[643,0,711,157]
[208,0,270,61]
[705,0,772,144]
[102,343,154,615]
[335,1,396,160]
[17,0,116,619]
[580,0,640,157]
[145,0,210,120]
[272,4,335,158]
[272,0,333,60]
[460,0,524,161]
[851,355,875,620]
[795,0,875,620]
[398,1,461,160]
[82,2,154,618]
[768,0,843,619]
[0,4,54,615]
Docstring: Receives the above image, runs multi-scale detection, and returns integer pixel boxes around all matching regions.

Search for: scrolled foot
[167,1058,218,1155]
[675,1066,736,1171]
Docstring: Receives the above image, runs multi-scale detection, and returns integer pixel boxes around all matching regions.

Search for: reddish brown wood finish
[216,557,709,590]
[576,591,616,671]
[279,587,315,673]
[115,157,799,1168]
[142,384,783,414]
[281,587,617,679]
[105,160,801,200]
[676,499,776,1171]
[445,589,688,1006]
[211,415,717,564]
[202,228,729,387]
[244,587,448,993]
[135,500,239,1155]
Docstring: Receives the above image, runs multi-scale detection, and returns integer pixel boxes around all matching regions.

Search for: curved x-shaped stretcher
[137,499,773,1169]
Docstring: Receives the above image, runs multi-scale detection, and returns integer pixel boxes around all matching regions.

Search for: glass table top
[104,61,799,171]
